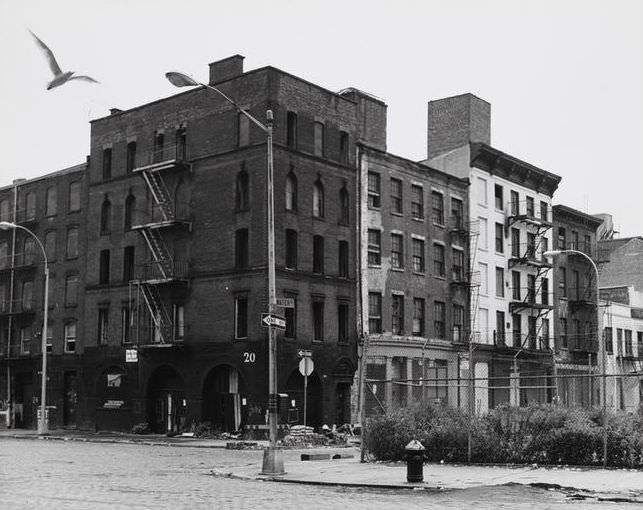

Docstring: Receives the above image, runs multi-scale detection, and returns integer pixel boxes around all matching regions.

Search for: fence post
[467,338,473,463]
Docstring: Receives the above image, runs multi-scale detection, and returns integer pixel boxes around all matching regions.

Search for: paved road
[0,439,626,509]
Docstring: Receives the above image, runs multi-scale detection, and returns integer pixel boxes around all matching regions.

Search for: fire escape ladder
[142,169,174,222]
[140,283,173,344]
[140,228,173,280]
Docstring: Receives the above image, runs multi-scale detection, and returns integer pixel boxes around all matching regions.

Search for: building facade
[357,144,470,416]
[426,94,561,412]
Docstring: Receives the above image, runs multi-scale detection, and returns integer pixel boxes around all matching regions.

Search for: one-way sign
[261,313,286,330]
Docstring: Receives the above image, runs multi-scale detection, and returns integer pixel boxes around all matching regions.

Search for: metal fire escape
[131,134,191,345]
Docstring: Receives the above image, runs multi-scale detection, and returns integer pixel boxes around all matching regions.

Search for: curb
[0,433,229,448]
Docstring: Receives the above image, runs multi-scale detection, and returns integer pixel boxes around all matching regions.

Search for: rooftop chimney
[208,55,245,85]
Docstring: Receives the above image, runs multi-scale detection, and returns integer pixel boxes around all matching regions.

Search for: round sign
[298,357,314,376]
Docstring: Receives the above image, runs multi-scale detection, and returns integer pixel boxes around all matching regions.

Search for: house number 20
[243,352,256,363]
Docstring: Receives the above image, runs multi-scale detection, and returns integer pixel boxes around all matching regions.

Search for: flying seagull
[29,30,99,90]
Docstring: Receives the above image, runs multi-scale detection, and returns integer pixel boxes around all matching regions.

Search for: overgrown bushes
[364,404,643,468]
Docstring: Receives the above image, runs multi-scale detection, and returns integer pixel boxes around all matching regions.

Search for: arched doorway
[285,369,322,430]
[202,365,245,433]
[147,366,185,434]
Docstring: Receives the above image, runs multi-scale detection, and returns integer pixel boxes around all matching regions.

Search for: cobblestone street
[0,438,632,509]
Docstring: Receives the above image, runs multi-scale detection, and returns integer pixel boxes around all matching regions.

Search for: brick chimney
[208,55,245,85]
[427,93,490,159]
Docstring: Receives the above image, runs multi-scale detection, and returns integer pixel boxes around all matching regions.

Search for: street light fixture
[543,248,607,466]
[165,72,283,474]
[0,221,50,434]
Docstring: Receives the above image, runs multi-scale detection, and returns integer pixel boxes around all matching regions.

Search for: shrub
[131,422,150,435]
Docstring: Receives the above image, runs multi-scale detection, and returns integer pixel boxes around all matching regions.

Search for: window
[367,229,381,266]
[285,229,297,269]
[560,318,568,349]
[573,270,580,300]
[540,201,549,222]
[528,316,537,349]
[526,196,534,217]
[22,280,33,311]
[511,228,520,258]
[339,187,349,224]
[284,297,296,339]
[452,248,464,281]
[20,326,32,354]
[390,178,402,214]
[571,231,579,251]
[102,148,112,180]
[235,229,249,269]
[25,192,36,221]
[66,227,79,259]
[174,304,185,341]
[238,112,250,146]
[46,325,53,353]
[434,301,445,339]
[479,308,489,343]
[313,235,324,274]
[431,191,444,225]
[453,304,465,342]
[312,300,324,342]
[99,249,110,284]
[367,172,381,208]
[637,331,643,356]
[495,267,504,297]
[558,227,566,250]
[121,306,131,344]
[24,237,36,265]
[391,234,404,269]
[234,296,248,339]
[235,170,249,210]
[495,223,504,253]
[44,231,56,261]
[412,298,425,336]
[494,184,503,210]
[153,132,164,162]
[479,217,488,250]
[338,240,349,277]
[479,262,488,295]
[100,198,111,235]
[583,235,592,255]
[0,242,7,269]
[510,190,519,215]
[512,271,521,300]
[124,194,136,230]
[541,278,549,305]
[98,308,109,345]
[451,197,463,227]
[368,292,382,333]
[412,238,425,273]
[411,185,423,219]
[433,243,445,277]
[64,274,79,306]
[339,131,349,164]
[625,330,633,356]
[496,311,506,345]
[123,246,135,282]
[64,322,77,353]
[427,360,448,403]
[392,294,404,335]
[559,267,567,298]
[178,126,189,159]
[527,274,536,303]
[605,327,613,354]
[527,232,536,259]
[45,186,57,216]
[126,141,137,173]
[0,199,10,222]
[314,122,325,157]
[285,171,297,211]
[313,180,324,217]
[286,111,298,148]
[512,314,522,347]
[477,177,487,206]
[337,302,349,343]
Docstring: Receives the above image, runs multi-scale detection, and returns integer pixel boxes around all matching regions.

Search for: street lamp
[0,221,50,434]
[543,248,607,466]
[165,72,283,474]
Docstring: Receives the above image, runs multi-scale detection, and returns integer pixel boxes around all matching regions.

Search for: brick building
[550,204,602,406]
[0,164,88,429]
[358,145,470,415]
[426,94,562,411]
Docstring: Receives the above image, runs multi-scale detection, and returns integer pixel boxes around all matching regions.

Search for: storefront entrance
[147,366,185,434]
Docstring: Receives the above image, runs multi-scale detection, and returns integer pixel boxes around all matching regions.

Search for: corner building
[83,56,385,433]
[426,94,561,412]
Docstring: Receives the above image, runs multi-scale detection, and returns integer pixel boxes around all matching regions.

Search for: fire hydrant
[405,439,425,483]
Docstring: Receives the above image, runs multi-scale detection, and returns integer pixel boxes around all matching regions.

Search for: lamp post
[544,249,607,466]
[165,72,283,474]
[0,221,49,434]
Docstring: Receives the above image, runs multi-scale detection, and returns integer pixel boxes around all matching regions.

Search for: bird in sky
[29,30,99,90]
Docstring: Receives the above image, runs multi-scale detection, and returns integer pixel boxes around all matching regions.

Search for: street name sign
[125,349,138,363]
[261,313,286,330]
[297,349,312,358]
[275,298,295,308]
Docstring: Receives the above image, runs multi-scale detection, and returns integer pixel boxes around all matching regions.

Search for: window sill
[367,206,381,211]
[411,217,424,223]
[433,222,445,229]
[391,267,405,272]
[368,264,382,269]
[391,212,403,217]
[433,275,446,281]
[412,271,426,276]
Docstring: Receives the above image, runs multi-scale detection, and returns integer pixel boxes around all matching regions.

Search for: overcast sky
[0,0,641,236]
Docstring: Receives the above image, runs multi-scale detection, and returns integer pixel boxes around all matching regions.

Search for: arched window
[285,171,297,211]
[235,170,249,210]
[24,237,37,265]
[313,179,324,218]
[339,186,349,225]
[0,199,11,222]
[25,192,36,221]
[100,198,112,234]
[124,195,136,230]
